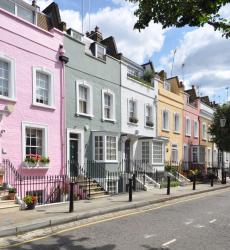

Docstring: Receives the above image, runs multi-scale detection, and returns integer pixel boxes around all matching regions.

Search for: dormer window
[164,81,171,91]
[96,44,106,60]
[0,0,35,24]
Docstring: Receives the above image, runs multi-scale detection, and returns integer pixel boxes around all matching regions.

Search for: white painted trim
[32,66,55,108]
[185,116,191,137]
[144,103,154,128]
[194,120,199,138]
[173,112,180,134]
[21,122,48,162]
[76,80,93,117]
[101,89,116,122]
[0,52,16,100]
[162,108,169,131]
[127,97,138,124]
[92,132,118,163]
[202,122,207,140]
[66,128,84,176]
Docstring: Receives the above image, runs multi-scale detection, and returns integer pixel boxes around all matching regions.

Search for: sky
[26,0,230,104]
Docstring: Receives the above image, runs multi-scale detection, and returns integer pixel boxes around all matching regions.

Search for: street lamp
[220,117,226,184]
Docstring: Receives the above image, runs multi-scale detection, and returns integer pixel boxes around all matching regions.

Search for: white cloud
[160,24,230,101]
[26,0,165,64]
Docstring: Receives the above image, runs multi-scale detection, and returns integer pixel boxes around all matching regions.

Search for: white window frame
[144,104,154,128]
[76,80,93,118]
[173,112,180,134]
[22,122,48,162]
[93,132,118,163]
[102,89,116,122]
[127,98,138,124]
[185,117,191,136]
[142,141,150,163]
[0,53,16,102]
[171,143,179,164]
[152,141,164,165]
[32,66,54,109]
[162,109,169,131]
[194,120,199,138]
[95,44,106,60]
[202,122,207,140]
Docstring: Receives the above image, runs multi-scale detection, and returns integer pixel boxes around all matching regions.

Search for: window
[127,67,141,77]
[106,136,116,160]
[22,122,48,161]
[171,144,178,164]
[192,147,198,163]
[145,104,153,127]
[33,67,54,108]
[96,44,105,60]
[95,136,103,161]
[93,134,118,162]
[102,89,115,121]
[164,81,171,91]
[202,122,207,140]
[162,110,169,131]
[0,54,15,100]
[153,141,163,164]
[0,0,35,24]
[76,80,93,117]
[174,113,180,133]
[185,117,191,136]
[128,99,138,123]
[142,141,150,163]
[194,121,199,138]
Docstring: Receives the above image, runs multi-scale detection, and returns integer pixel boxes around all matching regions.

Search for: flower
[23,195,37,205]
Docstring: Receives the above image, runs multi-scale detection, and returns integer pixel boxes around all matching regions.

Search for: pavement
[7,185,230,250]
[0,182,230,238]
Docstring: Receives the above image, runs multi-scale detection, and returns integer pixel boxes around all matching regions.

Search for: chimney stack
[32,0,37,7]
[86,26,103,43]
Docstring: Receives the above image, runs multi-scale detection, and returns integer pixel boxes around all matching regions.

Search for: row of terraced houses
[0,0,229,202]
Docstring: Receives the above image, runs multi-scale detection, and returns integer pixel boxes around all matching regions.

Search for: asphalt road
[5,189,230,250]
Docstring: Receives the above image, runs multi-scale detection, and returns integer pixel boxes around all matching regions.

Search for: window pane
[95,136,103,160]
[153,142,163,163]
[106,136,116,160]
[0,0,15,14]
[0,60,9,97]
[17,5,34,23]
[25,128,43,157]
[36,72,49,105]
[142,141,149,163]
[104,93,111,119]
[79,85,88,113]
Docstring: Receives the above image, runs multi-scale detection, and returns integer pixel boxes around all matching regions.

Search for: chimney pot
[95,26,99,32]
[32,0,37,7]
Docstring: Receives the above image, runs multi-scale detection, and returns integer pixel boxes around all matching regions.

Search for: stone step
[89,193,109,199]
[0,200,19,210]
[88,190,108,198]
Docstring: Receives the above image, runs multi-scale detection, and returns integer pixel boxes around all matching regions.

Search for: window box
[23,155,50,169]
[146,121,154,127]
[129,117,138,124]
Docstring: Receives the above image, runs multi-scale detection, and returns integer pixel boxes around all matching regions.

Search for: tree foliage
[209,104,230,151]
[127,0,230,38]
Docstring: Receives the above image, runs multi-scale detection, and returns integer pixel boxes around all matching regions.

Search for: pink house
[183,86,200,169]
[0,1,67,179]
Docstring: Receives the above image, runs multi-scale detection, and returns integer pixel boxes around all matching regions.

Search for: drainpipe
[59,45,69,176]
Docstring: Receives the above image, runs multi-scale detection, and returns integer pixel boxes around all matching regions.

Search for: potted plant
[39,156,50,167]
[23,195,37,209]
[129,117,138,124]
[146,121,154,127]
[8,187,17,200]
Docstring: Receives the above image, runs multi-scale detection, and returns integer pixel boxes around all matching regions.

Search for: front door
[69,133,79,176]
[125,140,131,173]
[183,145,189,170]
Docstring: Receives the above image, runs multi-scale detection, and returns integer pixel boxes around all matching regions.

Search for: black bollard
[193,175,196,190]
[167,176,170,195]
[221,168,224,184]
[69,182,74,213]
[211,173,214,187]
[224,171,227,184]
[129,178,133,202]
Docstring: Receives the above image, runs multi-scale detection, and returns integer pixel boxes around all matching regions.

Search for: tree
[127,0,230,38]
[209,104,230,152]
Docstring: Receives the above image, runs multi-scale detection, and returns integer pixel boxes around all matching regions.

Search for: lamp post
[220,117,226,184]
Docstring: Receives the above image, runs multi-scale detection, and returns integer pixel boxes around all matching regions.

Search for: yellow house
[156,71,184,166]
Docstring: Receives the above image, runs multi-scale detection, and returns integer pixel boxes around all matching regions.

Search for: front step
[0,200,19,210]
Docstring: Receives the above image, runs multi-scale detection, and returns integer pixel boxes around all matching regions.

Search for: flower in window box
[146,121,154,127]
[24,155,39,168]
[129,117,138,123]
[39,156,50,167]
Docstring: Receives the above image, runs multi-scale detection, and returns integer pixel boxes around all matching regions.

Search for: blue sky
[35,0,230,104]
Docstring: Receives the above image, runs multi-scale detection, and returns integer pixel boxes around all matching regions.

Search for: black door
[69,133,79,176]
[125,140,131,173]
